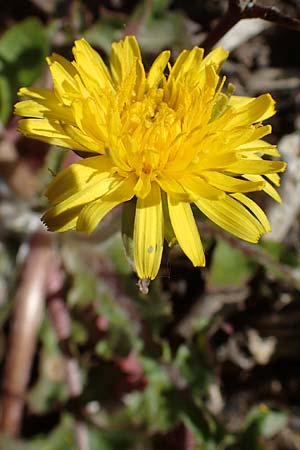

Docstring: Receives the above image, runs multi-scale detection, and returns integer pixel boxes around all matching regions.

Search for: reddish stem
[0,231,52,436]
[202,0,300,52]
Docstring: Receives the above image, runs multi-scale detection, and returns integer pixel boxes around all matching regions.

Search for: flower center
[142,161,152,175]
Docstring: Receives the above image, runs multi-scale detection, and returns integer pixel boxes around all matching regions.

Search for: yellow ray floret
[15,36,286,283]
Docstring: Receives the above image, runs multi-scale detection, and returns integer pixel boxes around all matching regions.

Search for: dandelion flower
[15,37,286,283]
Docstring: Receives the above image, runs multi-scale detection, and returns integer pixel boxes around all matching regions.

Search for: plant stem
[202,0,300,52]
[201,0,242,52]
[0,231,52,436]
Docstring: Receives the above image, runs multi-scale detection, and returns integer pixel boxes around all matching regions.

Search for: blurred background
[0,1,300,449]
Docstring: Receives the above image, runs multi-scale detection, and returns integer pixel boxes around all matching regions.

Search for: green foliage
[241,406,288,449]
[27,319,67,413]
[83,17,123,54]
[208,240,255,287]
[0,415,76,450]
[0,2,294,450]
[137,11,192,52]
[0,18,48,123]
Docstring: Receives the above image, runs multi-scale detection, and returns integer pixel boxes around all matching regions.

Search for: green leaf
[244,405,287,440]
[27,319,67,413]
[0,18,48,123]
[151,0,172,17]
[208,239,255,287]
[83,18,123,54]
[0,415,76,450]
[0,18,48,84]
[89,427,136,450]
[123,357,172,432]
[136,12,192,53]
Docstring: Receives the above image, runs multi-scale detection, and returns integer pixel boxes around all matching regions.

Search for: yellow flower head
[15,37,285,283]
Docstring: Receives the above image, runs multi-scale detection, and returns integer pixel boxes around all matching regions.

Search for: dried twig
[202,0,300,52]
[0,231,52,436]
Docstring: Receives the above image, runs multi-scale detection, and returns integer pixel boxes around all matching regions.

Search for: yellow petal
[146,50,170,89]
[196,63,219,94]
[231,193,271,233]
[229,95,252,108]
[42,174,121,232]
[248,125,273,141]
[15,98,74,124]
[168,196,205,266]
[227,159,286,175]
[42,205,81,232]
[238,139,279,157]
[47,53,77,77]
[15,99,48,119]
[102,173,137,202]
[45,155,113,204]
[242,174,281,202]
[227,125,272,149]
[62,123,103,153]
[180,175,225,200]
[202,171,265,193]
[72,38,113,90]
[134,183,164,280]
[201,47,228,71]
[110,36,142,85]
[47,55,79,103]
[265,173,280,186]
[225,94,275,128]
[231,96,276,122]
[192,151,239,172]
[71,97,109,144]
[195,195,264,242]
[133,172,152,199]
[18,118,88,151]
[171,47,204,80]
[16,87,75,123]
[157,175,190,201]
[76,200,120,234]
[18,86,55,100]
